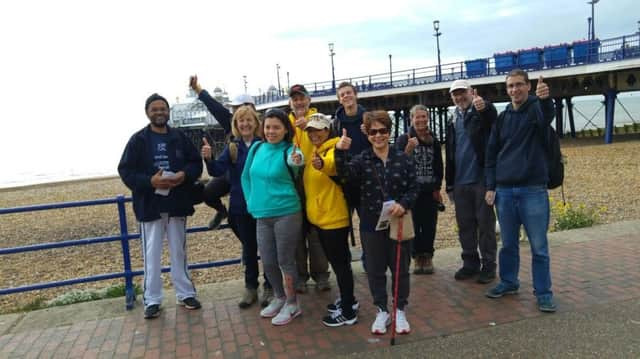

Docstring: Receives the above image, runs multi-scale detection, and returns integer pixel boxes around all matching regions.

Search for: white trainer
[271,302,302,326]
[371,308,391,335]
[260,297,285,318]
[395,309,411,334]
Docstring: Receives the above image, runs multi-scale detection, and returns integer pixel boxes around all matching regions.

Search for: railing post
[116,195,136,310]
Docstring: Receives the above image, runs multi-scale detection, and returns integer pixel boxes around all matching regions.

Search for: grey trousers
[360,230,411,311]
[453,183,497,272]
[257,212,302,301]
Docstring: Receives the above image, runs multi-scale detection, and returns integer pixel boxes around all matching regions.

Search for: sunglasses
[367,128,390,136]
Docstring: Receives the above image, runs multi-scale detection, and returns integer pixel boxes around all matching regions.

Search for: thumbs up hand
[201,137,212,161]
[472,88,486,112]
[290,144,303,165]
[336,128,352,150]
[189,75,203,95]
[405,135,419,154]
[311,151,324,170]
[535,75,549,100]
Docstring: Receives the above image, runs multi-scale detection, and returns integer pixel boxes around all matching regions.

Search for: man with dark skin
[118,93,203,319]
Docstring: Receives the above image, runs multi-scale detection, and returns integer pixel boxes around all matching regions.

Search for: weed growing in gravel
[550,197,607,231]
[15,284,141,312]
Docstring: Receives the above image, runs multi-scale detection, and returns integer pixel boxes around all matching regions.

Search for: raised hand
[294,113,307,129]
[535,75,549,100]
[311,151,323,170]
[201,137,212,161]
[405,135,419,154]
[290,144,302,165]
[336,128,352,151]
[189,75,203,95]
[472,88,486,111]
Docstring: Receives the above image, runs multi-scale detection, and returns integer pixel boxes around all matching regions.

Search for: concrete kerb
[1,219,638,336]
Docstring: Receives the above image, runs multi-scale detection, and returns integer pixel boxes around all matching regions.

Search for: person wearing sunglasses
[241,108,305,326]
[335,110,419,335]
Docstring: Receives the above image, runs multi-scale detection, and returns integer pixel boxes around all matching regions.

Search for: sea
[1,93,638,190]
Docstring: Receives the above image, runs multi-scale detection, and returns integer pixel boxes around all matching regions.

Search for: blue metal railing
[0,196,236,310]
[255,32,640,105]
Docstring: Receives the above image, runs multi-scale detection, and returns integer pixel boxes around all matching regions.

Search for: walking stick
[390,216,403,346]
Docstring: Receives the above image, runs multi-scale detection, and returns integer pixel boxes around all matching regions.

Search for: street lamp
[389,54,393,86]
[433,20,442,82]
[276,64,281,97]
[243,75,247,93]
[587,0,599,41]
[329,42,336,92]
[287,71,290,90]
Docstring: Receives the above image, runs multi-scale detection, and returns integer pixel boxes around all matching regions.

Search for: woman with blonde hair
[202,105,272,309]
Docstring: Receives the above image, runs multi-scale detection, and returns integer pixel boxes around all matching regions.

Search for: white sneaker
[260,297,285,318]
[395,309,411,334]
[271,302,302,326]
[371,308,391,334]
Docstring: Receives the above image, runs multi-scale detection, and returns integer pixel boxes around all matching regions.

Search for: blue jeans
[495,186,553,301]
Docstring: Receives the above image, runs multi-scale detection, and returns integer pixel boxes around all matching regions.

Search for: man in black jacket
[118,93,203,319]
[484,70,557,313]
[445,80,498,284]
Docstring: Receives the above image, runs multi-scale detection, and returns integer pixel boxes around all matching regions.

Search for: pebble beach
[0,135,639,314]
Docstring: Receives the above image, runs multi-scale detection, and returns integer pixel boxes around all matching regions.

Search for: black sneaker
[322,310,358,327]
[177,297,202,310]
[454,267,479,280]
[208,210,228,230]
[477,269,496,284]
[144,304,161,319]
[327,298,360,314]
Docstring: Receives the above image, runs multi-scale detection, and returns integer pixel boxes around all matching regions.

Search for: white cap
[230,93,255,106]
[449,79,471,93]
[305,113,331,130]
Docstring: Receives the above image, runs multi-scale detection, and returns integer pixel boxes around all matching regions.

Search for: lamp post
[243,75,247,93]
[286,71,290,90]
[276,64,281,97]
[388,54,393,86]
[329,42,336,92]
[433,20,442,82]
[587,0,599,41]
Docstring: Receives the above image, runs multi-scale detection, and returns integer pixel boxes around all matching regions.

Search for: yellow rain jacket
[302,137,350,230]
[288,108,317,159]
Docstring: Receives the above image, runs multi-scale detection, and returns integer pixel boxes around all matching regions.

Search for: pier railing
[255,32,640,105]
[0,196,235,310]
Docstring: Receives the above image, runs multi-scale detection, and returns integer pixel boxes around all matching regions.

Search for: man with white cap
[445,79,498,284]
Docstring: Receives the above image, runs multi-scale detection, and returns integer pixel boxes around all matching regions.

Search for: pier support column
[429,107,437,135]
[604,89,617,144]
[566,97,576,138]
[554,98,564,138]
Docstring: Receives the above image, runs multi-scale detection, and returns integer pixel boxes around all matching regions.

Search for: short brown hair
[506,69,529,83]
[363,110,392,131]
[231,105,262,139]
[336,81,357,98]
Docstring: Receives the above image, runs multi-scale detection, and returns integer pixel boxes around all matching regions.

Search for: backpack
[496,111,564,190]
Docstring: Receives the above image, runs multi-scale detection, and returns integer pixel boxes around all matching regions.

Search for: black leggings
[203,176,230,212]
[316,226,356,316]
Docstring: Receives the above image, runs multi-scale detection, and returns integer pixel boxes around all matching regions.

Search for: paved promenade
[1,221,639,358]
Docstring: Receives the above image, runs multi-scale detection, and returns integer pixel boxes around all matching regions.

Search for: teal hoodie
[241,140,304,218]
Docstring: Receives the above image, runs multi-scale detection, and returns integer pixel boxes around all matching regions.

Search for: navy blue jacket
[205,137,260,215]
[335,147,419,232]
[444,102,497,192]
[118,125,203,222]
[485,96,555,190]
[333,104,371,156]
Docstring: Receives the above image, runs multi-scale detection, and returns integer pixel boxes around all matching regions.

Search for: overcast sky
[0,0,636,185]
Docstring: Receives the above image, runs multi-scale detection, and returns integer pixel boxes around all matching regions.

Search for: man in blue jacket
[484,69,557,313]
[118,93,203,319]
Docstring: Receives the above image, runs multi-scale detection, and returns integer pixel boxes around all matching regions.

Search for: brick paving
[1,233,638,358]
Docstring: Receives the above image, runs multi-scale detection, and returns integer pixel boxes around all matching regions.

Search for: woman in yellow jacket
[303,113,359,327]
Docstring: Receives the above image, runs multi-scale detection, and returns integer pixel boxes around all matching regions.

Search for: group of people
[117,68,557,334]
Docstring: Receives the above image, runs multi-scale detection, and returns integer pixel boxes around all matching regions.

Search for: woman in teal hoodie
[241,108,305,326]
